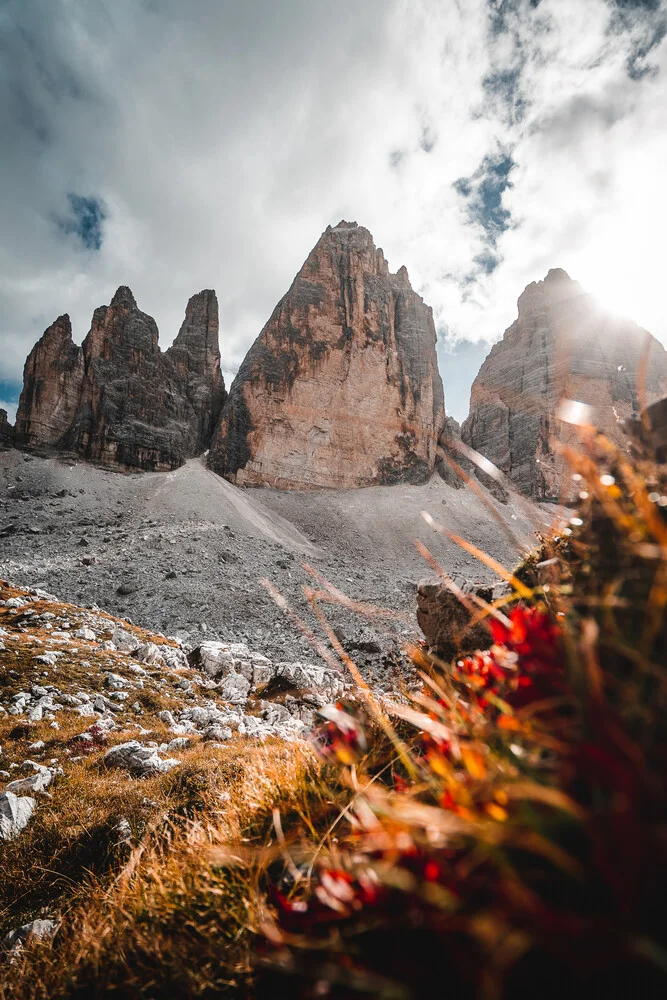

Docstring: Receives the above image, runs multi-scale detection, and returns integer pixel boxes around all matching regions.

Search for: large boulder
[187,641,273,686]
[209,221,445,488]
[417,579,508,662]
[624,396,667,463]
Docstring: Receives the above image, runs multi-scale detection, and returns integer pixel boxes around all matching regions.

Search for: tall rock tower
[15,289,225,471]
[210,221,445,488]
[462,269,667,499]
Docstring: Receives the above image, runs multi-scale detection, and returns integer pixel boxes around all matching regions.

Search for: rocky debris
[202,724,232,742]
[156,645,350,740]
[2,918,58,952]
[4,762,55,795]
[0,433,544,671]
[186,641,346,705]
[74,627,96,640]
[158,645,189,671]
[103,741,181,778]
[0,583,357,773]
[0,790,36,840]
[133,642,166,666]
[417,579,509,662]
[0,409,14,450]
[14,288,226,471]
[268,661,347,706]
[210,221,445,488]
[112,627,141,653]
[218,672,251,704]
[171,701,307,742]
[188,641,273,685]
[462,269,667,500]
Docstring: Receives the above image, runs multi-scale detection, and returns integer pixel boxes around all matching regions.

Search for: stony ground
[0,578,348,789]
[0,453,562,995]
[0,586,328,997]
[0,579,344,960]
[0,450,558,685]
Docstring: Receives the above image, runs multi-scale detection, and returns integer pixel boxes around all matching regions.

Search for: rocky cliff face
[14,314,85,451]
[462,269,667,499]
[15,289,225,471]
[166,290,226,451]
[210,221,445,489]
[0,409,14,449]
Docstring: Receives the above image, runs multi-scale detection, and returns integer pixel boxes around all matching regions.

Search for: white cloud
[1,0,666,423]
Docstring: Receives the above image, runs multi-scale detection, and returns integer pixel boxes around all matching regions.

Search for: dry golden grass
[1,731,320,998]
[0,583,323,997]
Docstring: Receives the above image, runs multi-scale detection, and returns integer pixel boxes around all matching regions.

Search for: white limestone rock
[104,740,181,778]
[0,790,36,840]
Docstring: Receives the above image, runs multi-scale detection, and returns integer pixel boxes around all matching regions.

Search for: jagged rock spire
[15,289,225,471]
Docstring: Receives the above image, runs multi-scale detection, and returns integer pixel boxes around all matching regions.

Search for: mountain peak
[15,290,225,469]
[110,285,137,309]
[463,271,667,500]
[544,267,571,283]
[209,222,444,487]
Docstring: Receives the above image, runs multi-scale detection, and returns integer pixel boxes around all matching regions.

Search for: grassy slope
[0,583,322,998]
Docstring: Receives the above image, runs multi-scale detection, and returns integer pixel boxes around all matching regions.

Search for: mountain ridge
[8,224,667,499]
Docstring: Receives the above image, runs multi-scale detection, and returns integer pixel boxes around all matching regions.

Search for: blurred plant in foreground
[256,428,667,1000]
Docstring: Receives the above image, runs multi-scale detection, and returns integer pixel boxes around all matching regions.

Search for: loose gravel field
[0,450,559,680]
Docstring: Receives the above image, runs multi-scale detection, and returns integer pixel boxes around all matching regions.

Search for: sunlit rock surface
[210,221,445,488]
[462,269,667,499]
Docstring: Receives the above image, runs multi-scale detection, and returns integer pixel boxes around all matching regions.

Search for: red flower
[490,606,561,671]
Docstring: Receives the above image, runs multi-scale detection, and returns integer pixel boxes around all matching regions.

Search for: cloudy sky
[1,0,666,423]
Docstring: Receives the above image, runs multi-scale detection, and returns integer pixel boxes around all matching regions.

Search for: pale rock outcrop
[133,642,166,666]
[103,740,181,778]
[0,790,36,840]
[2,919,58,952]
[187,640,273,686]
[186,641,346,705]
[111,627,141,652]
[210,221,445,488]
[462,269,667,499]
[5,763,54,796]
